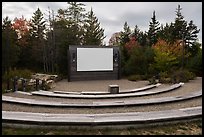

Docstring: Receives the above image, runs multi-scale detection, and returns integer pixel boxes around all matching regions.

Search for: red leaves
[12,16,30,46]
[124,36,140,54]
[12,16,30,39]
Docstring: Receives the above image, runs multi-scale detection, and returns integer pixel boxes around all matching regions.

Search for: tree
[108,32,121,46]
[132,25,148,46]
[57,2,86,45]
[2,16,19,74]
[12,16,30,40]
[83,8,105,45]
[158,22,175,44]
[148,11,160,46]
[185,20,200,58]
[11,16,33,69]
[172,5,200,67]
[119,22,131,45]
[29,8,46,72]
[173,5,188,41]
[118,22,132,74]
[43,7,57,73]
[54,2,87,75]
[187,42,202,76]
[152,39,190,72]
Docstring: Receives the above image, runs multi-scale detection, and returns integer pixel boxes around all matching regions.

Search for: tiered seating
[2,80,202,128]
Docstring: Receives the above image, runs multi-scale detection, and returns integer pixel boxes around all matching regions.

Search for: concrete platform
[2,89,201,108]
[2,106,202,126]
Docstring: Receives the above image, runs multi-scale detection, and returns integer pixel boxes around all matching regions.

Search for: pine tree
[2,17,19,74]
[132,25,140,39]
[173,5,187,40]
[186,20,200,46]
[83,8,105,46]
[61,2,86,45]
[54,2,87,75]
[119,22,131,45]
[29,8,46,72]
[159,22,175,44]
[119,22,132,74]
[132,25,148,46]
[148,11,160,46]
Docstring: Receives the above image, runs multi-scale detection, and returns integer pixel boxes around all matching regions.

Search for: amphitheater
[2,77,202,131]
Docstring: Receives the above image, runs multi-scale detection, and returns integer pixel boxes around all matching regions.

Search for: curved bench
[2,106,202,127]
[2,90,202,107]
[31,83,184,99]
[53,83,161,95]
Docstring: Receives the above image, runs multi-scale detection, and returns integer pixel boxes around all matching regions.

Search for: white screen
[77,48,113,71]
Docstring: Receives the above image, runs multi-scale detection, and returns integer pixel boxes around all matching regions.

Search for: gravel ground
[50,79,150,91]
[2,97,202,114]
[3,77,202,102]
[2,77,202,114]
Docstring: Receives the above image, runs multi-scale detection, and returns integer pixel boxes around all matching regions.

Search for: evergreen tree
[58,2,86,45]
[132,25,140,39]
[54,2,87,75]
[119,22,132,75]
[148,11,160,46]
[83,8,105,45]
[119,22,131,45]
[158,23,175,43]
[173,5,188,40]
[132,25,148,46]
[186,20,200,47]
[29,8,46,72]
[2,17,19,74]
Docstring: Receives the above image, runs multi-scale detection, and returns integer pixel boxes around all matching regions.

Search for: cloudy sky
[2,2,202,44]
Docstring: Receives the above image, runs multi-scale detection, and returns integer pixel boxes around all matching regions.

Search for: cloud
[2,2,202,44]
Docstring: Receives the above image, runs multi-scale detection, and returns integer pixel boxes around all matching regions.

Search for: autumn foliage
[151,38,190,72]
[152,38,186,58]
[12,16,30,37]
[124,36,141,53]
[12,16,30,46]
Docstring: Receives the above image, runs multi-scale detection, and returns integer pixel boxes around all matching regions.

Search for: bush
[127,74,151,81]
[127,75,142,81]
[170,69,196,83]
[187,49,202,77]
[158,71,171,83]
[2,69,34,93]
[2,68,33,82]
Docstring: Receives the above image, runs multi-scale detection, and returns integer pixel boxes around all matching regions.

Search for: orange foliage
[152,38,185,58]
[12,16,30,39]
[125,36,141,53]
[12,16,30,46]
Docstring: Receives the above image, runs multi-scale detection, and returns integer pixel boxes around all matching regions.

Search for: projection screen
[77,48,113,71]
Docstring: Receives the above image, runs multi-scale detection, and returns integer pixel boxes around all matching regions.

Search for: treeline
[2,3,202,81]
[2,2,105,77]
[110,5,202,80]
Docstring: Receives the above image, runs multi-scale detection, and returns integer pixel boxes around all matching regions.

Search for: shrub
[127,75,142,81]
[170,69,196,83]
[158,71,171,83]
[187,49,202,77]
[2,68,33,82]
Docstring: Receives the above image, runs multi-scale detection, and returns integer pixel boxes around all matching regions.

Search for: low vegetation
[2,119,202,135]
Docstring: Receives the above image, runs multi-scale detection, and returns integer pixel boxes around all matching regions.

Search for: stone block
[108,85,119,94]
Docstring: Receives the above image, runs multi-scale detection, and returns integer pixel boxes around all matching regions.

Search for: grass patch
[2,119,202,135]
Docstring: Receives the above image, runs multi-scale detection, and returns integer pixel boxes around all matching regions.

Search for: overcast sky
[2,2,202,44]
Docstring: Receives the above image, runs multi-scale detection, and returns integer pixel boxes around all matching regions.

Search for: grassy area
[2,119,202,135]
